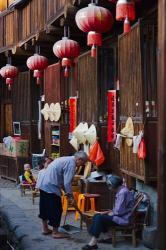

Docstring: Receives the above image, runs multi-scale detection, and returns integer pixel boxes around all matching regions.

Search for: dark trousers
[39,189,62,228]
[89,214,118,238]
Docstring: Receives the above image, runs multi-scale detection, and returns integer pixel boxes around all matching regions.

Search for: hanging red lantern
[53,37,80,78]
[116,0,135,34]
[26,54,48,84]
[75,3,113,58]
[0,64,18,90]
[108,0,117,3]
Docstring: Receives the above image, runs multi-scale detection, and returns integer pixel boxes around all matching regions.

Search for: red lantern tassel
[36,77,41,85]
[64,67,69,78]
[8,84,11,91]
[124,16,131,33]
[6,78,13,90]
[91,45,97,58]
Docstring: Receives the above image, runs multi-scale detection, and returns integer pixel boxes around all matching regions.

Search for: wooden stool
[75,193,101,228]
[20,183,35,196]
[32,190,40,204]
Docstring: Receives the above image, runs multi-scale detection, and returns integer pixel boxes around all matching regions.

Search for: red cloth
[137,138,146,159]
[89,140,105,167]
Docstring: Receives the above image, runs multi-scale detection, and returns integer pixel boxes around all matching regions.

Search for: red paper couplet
[69,97,77,133]
[107,90,116,142]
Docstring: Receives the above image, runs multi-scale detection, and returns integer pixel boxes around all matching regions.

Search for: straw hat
[120,117,134,146]
[69,136,78,151]
[84,124,97,145]
[41,103,50,121]
[54,103,61,122]
[48,103,55,121]
[73,122,88,144]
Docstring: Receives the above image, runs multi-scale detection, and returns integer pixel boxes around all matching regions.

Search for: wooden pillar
[158,0,166,249]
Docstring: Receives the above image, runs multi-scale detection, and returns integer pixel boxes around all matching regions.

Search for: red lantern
[26,54,48,84]
[75,3,113,58]
[116,0,135,34]
[108,0,117,3]
[0,64,18,90]
[53,37,80,78]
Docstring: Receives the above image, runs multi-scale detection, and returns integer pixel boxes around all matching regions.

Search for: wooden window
[98,45,117,122]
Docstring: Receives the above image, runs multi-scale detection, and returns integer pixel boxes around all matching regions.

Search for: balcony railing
[0,0,67,51]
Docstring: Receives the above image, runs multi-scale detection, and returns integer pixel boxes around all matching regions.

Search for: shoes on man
[82,244,98,250]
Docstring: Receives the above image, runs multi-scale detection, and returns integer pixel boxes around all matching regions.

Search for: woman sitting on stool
[82,175,135,250]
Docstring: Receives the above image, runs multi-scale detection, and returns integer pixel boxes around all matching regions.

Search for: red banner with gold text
[107,90,116,142]
[69,97,77,133]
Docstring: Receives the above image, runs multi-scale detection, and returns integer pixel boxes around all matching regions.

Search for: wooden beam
[59,17,66,27]
[11,46,32,56]
[23,43,34,51]
[157,0,166,250]
[64,3,78,20]
[35,32,57,43]
[4,50,12,58]
[72,0,78,5]
[31,37,36,46]
[46,25,63,35]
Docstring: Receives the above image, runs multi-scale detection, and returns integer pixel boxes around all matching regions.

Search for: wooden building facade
[0,0,162,243]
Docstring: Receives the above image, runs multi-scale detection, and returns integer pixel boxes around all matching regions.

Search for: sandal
[52,232,70,239]
[42,229,52,235]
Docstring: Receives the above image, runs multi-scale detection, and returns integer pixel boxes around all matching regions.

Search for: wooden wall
[12,71,31,121]
[119,18,157,183]
[77,51,98,123]
[44,63,61,104]
[157,0,166,248]
[0,77,12,139]
[44,63,61,156]
[12,71,40,153]
[69,47,120,172]
[0,0,67,50]
[119,23,143,120]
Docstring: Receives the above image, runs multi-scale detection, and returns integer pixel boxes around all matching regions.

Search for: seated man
[82,175,135,250]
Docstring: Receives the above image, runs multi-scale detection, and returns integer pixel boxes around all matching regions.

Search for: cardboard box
[9,139,29,157]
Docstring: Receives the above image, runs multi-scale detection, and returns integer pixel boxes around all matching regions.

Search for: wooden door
[77,51,97,123]
[4,104,13,136]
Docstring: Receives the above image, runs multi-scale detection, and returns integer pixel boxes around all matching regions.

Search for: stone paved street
[0,177,149,250]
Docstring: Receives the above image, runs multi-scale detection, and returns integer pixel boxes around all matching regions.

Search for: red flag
[137,138,146,160]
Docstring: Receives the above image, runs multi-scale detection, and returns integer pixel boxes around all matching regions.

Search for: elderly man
[38,151,88,238]
[82,175,135,250]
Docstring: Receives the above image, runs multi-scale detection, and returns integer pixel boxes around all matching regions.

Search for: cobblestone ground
[0,177,149,250]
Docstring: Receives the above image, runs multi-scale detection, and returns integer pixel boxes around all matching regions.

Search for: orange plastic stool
[75,193,100,221]
[62,191,80,214]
